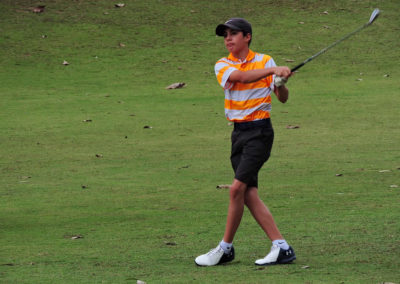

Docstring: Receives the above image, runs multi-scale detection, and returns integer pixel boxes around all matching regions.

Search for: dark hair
[243,31,252,47]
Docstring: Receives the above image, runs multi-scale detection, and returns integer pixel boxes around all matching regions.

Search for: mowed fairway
[0,0,399,283]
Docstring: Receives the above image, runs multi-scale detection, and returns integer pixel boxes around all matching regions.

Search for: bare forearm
[229,66,291,84]
[275,85,289,103]
[229,68,275,83]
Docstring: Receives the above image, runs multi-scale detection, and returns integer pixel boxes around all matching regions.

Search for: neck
[233,47,249,61]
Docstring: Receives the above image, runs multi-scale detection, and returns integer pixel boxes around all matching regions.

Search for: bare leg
[222,179,247,243]
[244,187,283,241]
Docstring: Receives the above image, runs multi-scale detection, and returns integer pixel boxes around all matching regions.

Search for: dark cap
[216,18,252,36]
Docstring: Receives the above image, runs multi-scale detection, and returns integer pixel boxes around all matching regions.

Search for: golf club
[291,8,380,72]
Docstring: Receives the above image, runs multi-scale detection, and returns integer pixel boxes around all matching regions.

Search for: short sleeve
[215,60,237,90]
[265,57,277,91]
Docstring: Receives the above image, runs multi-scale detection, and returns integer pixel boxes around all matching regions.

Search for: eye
[231,30,238,35]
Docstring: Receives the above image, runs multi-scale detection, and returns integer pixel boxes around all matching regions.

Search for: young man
[195,18,296,266]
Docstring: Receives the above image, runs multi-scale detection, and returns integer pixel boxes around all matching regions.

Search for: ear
[244,33,251,44]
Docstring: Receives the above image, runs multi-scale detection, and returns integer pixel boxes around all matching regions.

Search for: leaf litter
[217,184,230,189]
[286,125,300,129]
[166,82,186,89]
[32,6,45,13]
[71,235,83,240]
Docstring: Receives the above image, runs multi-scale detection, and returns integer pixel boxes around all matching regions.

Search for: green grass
[1,0,399,283]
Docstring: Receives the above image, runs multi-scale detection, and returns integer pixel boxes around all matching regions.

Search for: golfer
[195,18,296,266]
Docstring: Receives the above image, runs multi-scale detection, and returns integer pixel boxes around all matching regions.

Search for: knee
[229,184,246,201]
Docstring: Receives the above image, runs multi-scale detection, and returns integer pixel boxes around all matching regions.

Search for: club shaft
[291,22,371,72]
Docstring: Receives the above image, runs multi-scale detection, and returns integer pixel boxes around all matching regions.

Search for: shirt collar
[227,49,256,63]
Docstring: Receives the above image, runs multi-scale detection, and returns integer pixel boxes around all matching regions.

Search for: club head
[368,8,380,24]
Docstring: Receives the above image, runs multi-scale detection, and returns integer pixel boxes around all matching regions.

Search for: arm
[228,65,291,103]
[274,84,289,103]
[229,66,292,84]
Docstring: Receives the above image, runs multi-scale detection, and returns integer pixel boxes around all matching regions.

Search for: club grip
[291,62,305,72]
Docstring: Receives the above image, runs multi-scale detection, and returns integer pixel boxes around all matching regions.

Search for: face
[223,28,251,54]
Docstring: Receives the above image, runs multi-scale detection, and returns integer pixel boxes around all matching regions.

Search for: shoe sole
[255,256,296,266]
[195,260,234,267]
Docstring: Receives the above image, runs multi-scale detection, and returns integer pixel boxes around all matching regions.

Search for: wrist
[274,76,287,87]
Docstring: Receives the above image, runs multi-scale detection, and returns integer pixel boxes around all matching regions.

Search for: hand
[274,66,291,78]
[274,76,287,87]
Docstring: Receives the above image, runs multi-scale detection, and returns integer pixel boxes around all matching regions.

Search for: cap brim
[216,23,240,36]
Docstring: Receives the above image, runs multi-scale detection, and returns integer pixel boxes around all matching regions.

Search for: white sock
[219,240,232,254]
[272,239,289,250]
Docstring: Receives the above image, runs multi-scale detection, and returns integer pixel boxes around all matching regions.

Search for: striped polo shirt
[215,49,276,122]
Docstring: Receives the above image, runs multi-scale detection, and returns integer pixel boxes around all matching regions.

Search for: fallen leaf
[383,74,390,77]
[33,5,45,13]
[41,35,47,38]
[298,21,305,24]
[285,59,295,62]
[81,185,88,189]
[356,78,363,81]
[302,265,310,269]
[115,3,125,8]
[166,82,186,89]
[71,235,83,239]
[379,170,391,173]
[83,119,92,122]
[165,241,177,246]
[119,42,126,47]
[390,185,398,188]
[143,125,152,129]
[335,174,343,177]
[95,154,103,158]
[321,10,329,15]
[137,280,146,284]
[179,165,190,169]
[216,184,230,189]
[286,125,300,129]
[63,60,69,65]
[323,25,330,29]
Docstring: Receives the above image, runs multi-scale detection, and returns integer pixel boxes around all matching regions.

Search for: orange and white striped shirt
[215,49,276,122]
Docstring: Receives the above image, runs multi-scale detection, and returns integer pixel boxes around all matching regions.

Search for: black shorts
[230,119,274,188]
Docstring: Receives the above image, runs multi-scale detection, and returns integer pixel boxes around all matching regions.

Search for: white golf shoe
[255,244,296,266]
[195,245,235,266]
